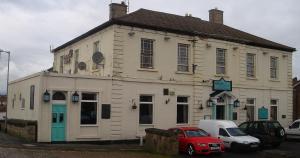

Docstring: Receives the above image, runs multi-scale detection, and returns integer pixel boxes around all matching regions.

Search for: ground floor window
[246,98,255,121]
[177,96,188,124]
[81,93,98,125]
[139,95,153,124]
[270,99,278,121]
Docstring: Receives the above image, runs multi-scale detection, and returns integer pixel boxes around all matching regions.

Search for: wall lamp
[130,99,137,109]
[165,98,170,104]
[43,90,50,102]
[72,91,79,103]
[207,99,213,107]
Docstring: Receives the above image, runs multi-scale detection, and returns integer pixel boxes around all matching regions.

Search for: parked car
[198,120,260,151]
[285,119,300,140]
[239,121,285,148]
[169,127,225,156]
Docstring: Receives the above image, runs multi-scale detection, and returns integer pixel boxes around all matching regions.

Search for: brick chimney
[209,8,223,24]
[109,1,128,20]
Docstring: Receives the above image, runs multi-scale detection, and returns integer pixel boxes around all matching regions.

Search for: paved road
[179,141,300,158]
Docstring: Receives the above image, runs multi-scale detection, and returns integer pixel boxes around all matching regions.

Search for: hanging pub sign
[212,78,232,91]
[258,107,268,120]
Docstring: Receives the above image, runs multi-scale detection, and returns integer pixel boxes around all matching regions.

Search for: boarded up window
[30,85,35,110]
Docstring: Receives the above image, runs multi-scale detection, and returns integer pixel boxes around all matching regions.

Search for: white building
[7,2,295,142]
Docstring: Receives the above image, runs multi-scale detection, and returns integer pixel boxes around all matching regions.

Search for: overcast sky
[0,0,299,94]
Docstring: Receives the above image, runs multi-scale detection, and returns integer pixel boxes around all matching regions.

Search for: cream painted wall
[7,73,42,121]
[53,27,114,77]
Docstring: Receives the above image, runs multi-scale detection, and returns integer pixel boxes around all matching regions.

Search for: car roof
[200,120,237,128]
[172,127,200,131]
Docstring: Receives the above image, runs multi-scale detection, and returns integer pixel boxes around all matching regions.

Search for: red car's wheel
[186,144,195,156]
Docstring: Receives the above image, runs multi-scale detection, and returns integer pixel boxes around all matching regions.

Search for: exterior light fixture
[199,104,203,110]
[165,98,170,104]
[207,99,213,107]
[72,91,79,103]
[243,104,247,110]
[130,99,137,109]
[233,99,240,108]
[43,90,50,102]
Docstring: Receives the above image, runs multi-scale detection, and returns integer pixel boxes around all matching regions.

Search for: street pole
[0,49,10,133]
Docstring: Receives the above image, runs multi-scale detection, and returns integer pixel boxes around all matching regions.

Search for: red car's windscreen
[185,129,209,137]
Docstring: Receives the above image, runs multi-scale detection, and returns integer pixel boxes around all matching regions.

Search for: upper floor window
[216,48,226,74]
[270,56,278,79]
[177,44,189,72]
[30,85,35,110]
[59,56,64,73]
[247,53,256,78]
[141,39,154,69]
[74,49,79,74]
[93,41,100,53]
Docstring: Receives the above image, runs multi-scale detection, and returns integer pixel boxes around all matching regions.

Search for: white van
[285,119,300,139]
[198,120,260,150]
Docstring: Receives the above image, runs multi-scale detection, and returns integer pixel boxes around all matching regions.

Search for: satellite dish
[92,51,104,64]
[78,62,86,70]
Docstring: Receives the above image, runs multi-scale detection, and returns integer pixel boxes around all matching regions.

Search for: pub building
[7,2,295,142]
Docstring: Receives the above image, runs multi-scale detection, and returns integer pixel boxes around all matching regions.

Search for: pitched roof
[53,9,296,52]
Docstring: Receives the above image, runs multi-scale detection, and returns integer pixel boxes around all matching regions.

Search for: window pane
[246,106,254,121]
[52,113,57,123]
[247,54,255,77]
[246,98,255,105]
[140,96,152,102]
[30,85,35,110]
[81,102,97,124]
[139,103,153,124]
[177,97,188,103]
[270,99,277,105]
[141,39,154,68]
[59,113,64,123]
[216,49,226,74]
[101,104,111,119]
[270,57,278,79]
[178,44,189,72]
[82,93,97,100]
[177,104,188,124]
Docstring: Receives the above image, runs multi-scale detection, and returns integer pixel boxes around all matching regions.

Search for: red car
[169,127,225,156]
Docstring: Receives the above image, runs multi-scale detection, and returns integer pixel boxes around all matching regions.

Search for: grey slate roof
[53,9,296,52]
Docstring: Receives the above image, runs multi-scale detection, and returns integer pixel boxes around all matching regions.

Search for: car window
[239,123,248,131]
[185,129,209,137]
[226,128,247,136]
[219,128,229,137]
[290,122,300,129]
[268,122,281,129]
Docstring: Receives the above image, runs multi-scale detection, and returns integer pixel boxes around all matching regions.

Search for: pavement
[0,132,300,158]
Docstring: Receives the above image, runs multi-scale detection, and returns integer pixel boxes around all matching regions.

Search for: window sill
[80,124,99,127]
[139,124,154,126]
[176,123,189,126]
[175,71,192,75]
[269,79,280,82]
[215,74,229,78]
[137,68,158,72]
[246,77,258,80]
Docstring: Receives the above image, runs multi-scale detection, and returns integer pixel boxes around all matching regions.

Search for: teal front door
[51,104,66,141]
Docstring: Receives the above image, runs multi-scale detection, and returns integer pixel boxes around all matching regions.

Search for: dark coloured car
[239,121,285,148]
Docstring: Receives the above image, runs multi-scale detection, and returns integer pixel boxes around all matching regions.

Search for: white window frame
[270,99,278,121]
[246,98,256,121]
[140,38,154,69]
[216,48,226,75]
[80,92,99,126]
[270,56,279,79]
[176,96,189,124]
[177,44,189,72]
[246,53,256,78]
[139,95,154,125]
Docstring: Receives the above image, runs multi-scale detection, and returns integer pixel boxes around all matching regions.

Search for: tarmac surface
[0,132,299,158]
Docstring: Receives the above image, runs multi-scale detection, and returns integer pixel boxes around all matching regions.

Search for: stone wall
[144,128,178,155]
[0,119,37,142]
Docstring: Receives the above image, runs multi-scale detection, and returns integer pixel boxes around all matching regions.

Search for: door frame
[51,101,67,142]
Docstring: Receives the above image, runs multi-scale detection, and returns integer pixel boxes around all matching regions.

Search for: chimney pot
[209,8,223,24]
[109,2,128,20]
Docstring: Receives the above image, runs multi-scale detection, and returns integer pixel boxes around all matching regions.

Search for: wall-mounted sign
[258,107,268,120]
[212,78,232,91]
